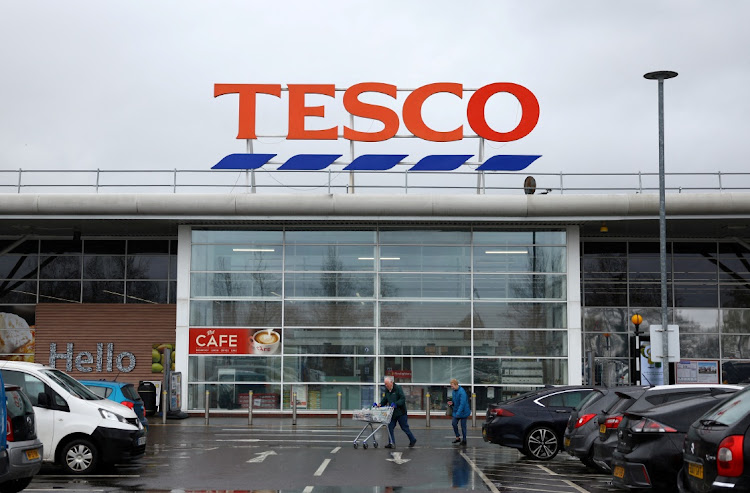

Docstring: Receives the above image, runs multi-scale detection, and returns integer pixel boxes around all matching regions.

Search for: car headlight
[99,408,126,423]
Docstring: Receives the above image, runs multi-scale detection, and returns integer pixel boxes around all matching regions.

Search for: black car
[679,385,750,492]
[483,385,594,460]
[593,384,742,474]
[564,386,647,469]
[612,393,736,491]
[591,386,648,473]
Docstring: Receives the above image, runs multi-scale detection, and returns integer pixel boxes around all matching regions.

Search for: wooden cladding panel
[35,304,176,387]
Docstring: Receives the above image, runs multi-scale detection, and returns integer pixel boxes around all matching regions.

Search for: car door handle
[555,409,570,413]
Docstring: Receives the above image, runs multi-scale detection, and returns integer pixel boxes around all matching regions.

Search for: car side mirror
[37,392,50,407]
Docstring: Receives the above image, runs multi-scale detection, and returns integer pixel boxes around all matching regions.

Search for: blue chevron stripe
[344,154,408,171]
[477,154,541,171]
[409,155,473,171]
[277,154,342,171]
[212,153,276,170]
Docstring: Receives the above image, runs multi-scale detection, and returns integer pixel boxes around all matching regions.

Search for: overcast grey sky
[2,1,749,183]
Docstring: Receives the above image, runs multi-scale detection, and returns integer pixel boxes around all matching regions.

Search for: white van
[0,361,145,475]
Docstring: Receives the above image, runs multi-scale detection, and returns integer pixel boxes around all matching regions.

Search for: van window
[1,370,45,406]
[86,386,111,399]
[41,369,101,400]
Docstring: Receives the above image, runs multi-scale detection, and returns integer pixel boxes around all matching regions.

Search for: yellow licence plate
[25,449,40,460]
[614,466,625,478]
[600,424,606,434]
[688,462,704,479]
[564,438,571,447]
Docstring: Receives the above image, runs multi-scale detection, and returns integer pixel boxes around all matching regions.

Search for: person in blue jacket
[448,378,470,445]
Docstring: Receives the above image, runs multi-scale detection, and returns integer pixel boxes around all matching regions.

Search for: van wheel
[0,476,33,493]
[61,438,98,474]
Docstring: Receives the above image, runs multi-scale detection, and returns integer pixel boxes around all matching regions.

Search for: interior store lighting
[484,250,528,254]
[233,248,275,252]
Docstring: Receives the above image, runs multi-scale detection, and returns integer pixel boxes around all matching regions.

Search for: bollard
[204,390,210,425]
[471,393,477,427]
[292,391,297,425]
[425,393,431,428]
[336,392,342,427]
[248,391,254,426]
[161,390,168,425]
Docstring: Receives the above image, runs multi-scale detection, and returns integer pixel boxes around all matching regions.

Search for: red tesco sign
[214,82,540,143]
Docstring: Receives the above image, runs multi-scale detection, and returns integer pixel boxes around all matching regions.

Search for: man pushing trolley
[378,375,417,448]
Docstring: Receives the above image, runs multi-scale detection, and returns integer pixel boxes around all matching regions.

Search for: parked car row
[0,361,148,492]
[482,383,750,492]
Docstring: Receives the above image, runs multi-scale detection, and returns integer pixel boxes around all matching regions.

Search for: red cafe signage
[214,82,540,143]
[189,328,281,355]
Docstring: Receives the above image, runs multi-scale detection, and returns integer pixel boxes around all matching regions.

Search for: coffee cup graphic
[251,329,280,355]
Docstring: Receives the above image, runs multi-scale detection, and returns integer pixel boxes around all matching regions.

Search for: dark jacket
[380,383,407,418]
[451,386,470,419]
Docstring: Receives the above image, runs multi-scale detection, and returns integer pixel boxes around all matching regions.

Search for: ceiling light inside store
[357,257,401,260]
[485,250,528,254]
[233,248,275,252]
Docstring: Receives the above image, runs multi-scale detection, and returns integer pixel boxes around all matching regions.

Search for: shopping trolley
[351,406,394,449]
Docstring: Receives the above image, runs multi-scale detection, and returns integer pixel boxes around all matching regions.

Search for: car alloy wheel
[525,426,559,460]
[61,438,98,474]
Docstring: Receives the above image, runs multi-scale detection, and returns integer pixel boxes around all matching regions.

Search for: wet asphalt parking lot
[27,417,623,493]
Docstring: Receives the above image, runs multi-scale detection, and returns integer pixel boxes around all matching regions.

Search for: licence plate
[137,436,147,446]
[25,448,40,460]
[613,466,625,478]
[688,462,704,479]
[564,437,571,447]
[600,424,606,434]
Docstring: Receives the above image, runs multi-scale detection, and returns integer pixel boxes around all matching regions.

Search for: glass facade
[188,228,569,411]
[582,240,750,385]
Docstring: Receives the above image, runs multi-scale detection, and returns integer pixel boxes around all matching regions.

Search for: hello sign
[213,82,541,171]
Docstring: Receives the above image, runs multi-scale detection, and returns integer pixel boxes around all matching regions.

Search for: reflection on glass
[0,255,38,280]
[191,230,282,244]
[39,256,81,279]
[583,308,629,333]
[379,246,470,272]
[473,231,565,245]
[285,301,374,327]
[190,273,282,298]
[722,309,750,333]
[187,383,281,410]
[722,335,750,359]
[188,355,281,382]
[126,256,170,279]
[680,334,719,358]
[0,280,37,303]
[190,300,282,326]
[83,256,125,279]
[473,302,566,329]
[474,274,565,300]
[83,281,125,303]
[473,330,567,357]
[126,281,168,304]
[191,245,282,271]
[674,309,719,333]
[285,245,375,271]
[284,328,375,354]
[38,281,81,303]
[721,285,750,308]
[380,274,470,299]
[582,257,627,281]
[282,384,375,410]
[583,282,627,306]
[379,329,471,356]
[379,357,471,384]
[584,333,629,358]
[473,247,565,273]
[286,273,374,298]
[473,358,567,385]
[284,230,375,244]
[379,229,470,245]
[674,283,718,308]
[283,356,375,383]
[380,302,471,328]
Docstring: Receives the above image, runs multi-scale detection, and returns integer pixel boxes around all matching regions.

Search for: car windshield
[41,369,103,400]
[700,387,750,426]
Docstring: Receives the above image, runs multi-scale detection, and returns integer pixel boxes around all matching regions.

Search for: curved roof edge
[0,192,747,219]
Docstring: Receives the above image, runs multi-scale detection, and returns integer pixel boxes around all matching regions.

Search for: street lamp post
[644,70,678,385]
[631,313,643,385]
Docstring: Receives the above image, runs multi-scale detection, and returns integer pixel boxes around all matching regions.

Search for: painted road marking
[331,447,341,453]
[459,451,500,493]
[314,458,331,476]
[536,464,590,493]
[302,487,314,493]
[247,450,277,463]
[386,452,410,465]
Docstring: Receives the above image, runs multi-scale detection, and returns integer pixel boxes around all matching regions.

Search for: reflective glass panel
[40,240,81,255]
[721,284,750,308]
[674,283,718,307]
[190,300,282,326]
[380,302,471,328]
[0,240,37,254]
[473,231,566,245]
[380,274,470,299]
[584,333,629,358]
[473,302,566,329]
[0,280,37,303]
[191,230,283,244]
[83,281,125,303]
[473,358,568,385]
[722,336,750,359]
[283,328,375,354]
[187,383,281,410]
[282,384,375,411]
[378,329,471,356]
[83,256,125,279]
[722,309,750,333]
[286,273,374,298]
[379,229,470,245]
[39,256,81,279]
[583,282,627,306]
[583,308,630,333]
[127,256,170,279]
[629,283,673,307]
[473,330,567,357]
[473,247,566,273]
[84,240,126,254]
[583,242,627,256]
[38,281,81,303]
[378,246,470,272]
[0,255,38,280]
[582,257,627,282]
[191,245,282,271]
[674,309,719,333]
[719,261,750,283]
[127,240,170,254]
[285,245,375,271]
[283,356,375,383]
[190,273,282,298]
[126,281,168,304]
[284,230,375,244]
[474,274,565,300]
[188,355,281,382]
[673,243,718,281]
[285,301,374,327]
[379,357,471,384]
[681,334,719,359]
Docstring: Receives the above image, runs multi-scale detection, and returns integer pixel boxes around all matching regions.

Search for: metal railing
[1,167,749,195]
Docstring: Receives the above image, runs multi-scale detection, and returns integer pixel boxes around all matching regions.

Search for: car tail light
[604,415,623,429]
[717,435,744,477]
[630,418,677,433]
[488,408,515,418]
[6,416,13,442]
[121,401,135,410]
[575,413,597,428]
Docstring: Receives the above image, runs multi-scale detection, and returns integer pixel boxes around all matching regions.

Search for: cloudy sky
[2,1,749,191]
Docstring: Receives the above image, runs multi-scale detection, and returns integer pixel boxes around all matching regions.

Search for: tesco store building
[2,82,750,414]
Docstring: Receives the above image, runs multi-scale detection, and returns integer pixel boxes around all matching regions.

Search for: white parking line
[302,487,314,493]
[314,458,331,476]
[536,465,590,493]
[331,446,341,453]
[459,451,500,493]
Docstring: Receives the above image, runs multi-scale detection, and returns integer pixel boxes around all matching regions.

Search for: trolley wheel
[353,443,358,449]
[373,442,379,448]
[363,443,368,449]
